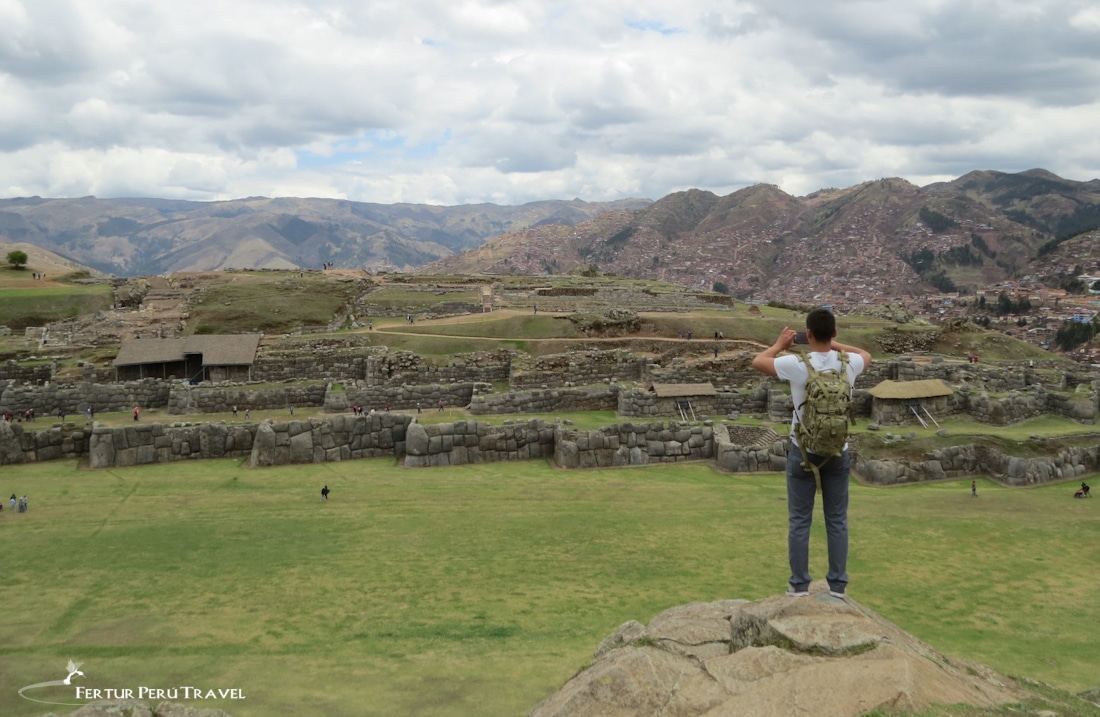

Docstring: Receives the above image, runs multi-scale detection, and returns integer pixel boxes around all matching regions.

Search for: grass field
[1,458,1098,717]
[0,284,114,331]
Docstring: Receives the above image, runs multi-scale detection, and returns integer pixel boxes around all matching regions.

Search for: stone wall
[713,423,787,473]
[5,409,1098,494]
[167,384,328,414]
[0,378,172,418]
[404,418,555,467]
[252,353,371,382]
[250,414,410,466]
[510,350,644,390]
[956,386,1096,426]
[89,421,257,468]
[0,420,89,464]
[334,382,481,413]
[365,350,512,388]
[0,359,54,384]
[642,354,760,390]
[553,420,714,468]
[470,386,618,415]
[855,443,1100,487]
[617,387,768,419]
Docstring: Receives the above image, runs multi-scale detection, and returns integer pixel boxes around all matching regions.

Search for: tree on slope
[6,250,28,269]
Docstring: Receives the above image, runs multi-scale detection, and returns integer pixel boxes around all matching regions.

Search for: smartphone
[793,331,809,345]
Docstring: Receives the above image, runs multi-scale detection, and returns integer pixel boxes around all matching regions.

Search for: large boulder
[249,421,278,467]
[529,585,1034,717]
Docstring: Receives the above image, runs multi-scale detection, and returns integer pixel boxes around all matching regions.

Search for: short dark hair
[806,308,836,341]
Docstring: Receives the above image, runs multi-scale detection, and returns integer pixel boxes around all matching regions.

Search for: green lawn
[1,458,1097,717]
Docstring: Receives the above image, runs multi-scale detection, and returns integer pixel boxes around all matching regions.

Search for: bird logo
[18,660,87,705]
[64,660,85,685]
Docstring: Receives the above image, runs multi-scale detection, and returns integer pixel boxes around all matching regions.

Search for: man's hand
[752,327,797,376]
[774,327,796,351]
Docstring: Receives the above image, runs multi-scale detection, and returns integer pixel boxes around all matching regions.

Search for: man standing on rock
[751,308,870,599]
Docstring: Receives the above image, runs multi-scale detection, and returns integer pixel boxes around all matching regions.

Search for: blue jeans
[786,445,850,593]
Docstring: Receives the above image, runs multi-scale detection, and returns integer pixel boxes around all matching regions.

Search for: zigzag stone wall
[404,418,555,467]
[553,420,714,468]
[855,443,1100,487]
[88,422,257,468]
[250,414,410,466]
[0,420,89,464]
[4,411,1098,494]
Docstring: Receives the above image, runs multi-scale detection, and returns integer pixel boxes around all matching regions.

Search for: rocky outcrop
[530,586,1034,717]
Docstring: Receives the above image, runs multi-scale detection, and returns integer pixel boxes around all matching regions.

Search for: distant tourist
[321,485,330,502]
[9,494,15,511]
[971,480,978,498]
[289,406,294,416]
[438,400,444,412]
[133,406,140,422]
[232,405,238,418]
[416,402,422,414]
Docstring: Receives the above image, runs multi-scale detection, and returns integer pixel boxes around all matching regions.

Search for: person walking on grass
[972,480,978,498]
[752,308,871,600]
[321,485,330,502]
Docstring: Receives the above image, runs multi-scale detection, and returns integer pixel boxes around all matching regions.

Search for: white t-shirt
[774,350,865,449]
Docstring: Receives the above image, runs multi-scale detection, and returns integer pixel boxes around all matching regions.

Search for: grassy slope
[1,458,1098,717]
[0,271,113,331]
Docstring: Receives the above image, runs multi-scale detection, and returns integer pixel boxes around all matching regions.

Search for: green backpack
[795,351,854,486]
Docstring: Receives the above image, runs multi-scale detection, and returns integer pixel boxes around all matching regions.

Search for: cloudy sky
[2,0,1099,206]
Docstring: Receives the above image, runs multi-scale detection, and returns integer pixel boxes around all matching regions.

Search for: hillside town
[436,211,1100,362]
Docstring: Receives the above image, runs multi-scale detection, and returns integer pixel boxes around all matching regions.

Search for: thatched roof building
[867,379,954,426]
[867,379,953,400]
[650,383,717,397]
[113,334,261,382]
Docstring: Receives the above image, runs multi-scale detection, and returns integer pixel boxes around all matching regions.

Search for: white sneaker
[786,587,809,597]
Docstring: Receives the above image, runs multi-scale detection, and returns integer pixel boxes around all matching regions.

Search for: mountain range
[0,195,649,277]
[2,170,1099,303]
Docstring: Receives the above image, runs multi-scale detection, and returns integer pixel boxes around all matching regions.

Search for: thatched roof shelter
[867,379,953,400]
[114,335,261,367]
[650,383,717,397]
[113,334,261,381]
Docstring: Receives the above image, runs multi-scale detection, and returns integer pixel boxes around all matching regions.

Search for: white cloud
[0,0,1097,205]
